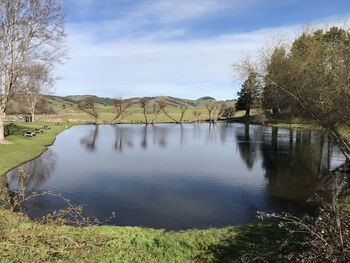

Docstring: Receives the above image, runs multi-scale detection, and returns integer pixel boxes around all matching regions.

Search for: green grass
[0,122,71,175]
[0,208,286,262]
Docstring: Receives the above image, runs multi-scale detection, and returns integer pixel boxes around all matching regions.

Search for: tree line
[235,26,350,161]
[78,96,235,125]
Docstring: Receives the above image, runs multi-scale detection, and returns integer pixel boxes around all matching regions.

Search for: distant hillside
[198,96,215,101]
[47,95,219,108]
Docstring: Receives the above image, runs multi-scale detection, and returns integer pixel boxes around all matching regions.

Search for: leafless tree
[78,97,99,125]
[192,108,202,122]
[111,98,132,124]
[139,97,149,124]
[156,99,179,123]
[0,0,66,143]
[149,100,162,124]
[212,102,228,122]
[205,101,216,122]
[20,63,53,122]
[178,104,188,124]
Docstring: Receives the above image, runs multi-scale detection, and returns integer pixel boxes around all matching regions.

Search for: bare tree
[111,98,132,124]
[21,63,53,122]
[178,104,188,124]
[78,97,99,125]
[156,99,178,123]
[139,97,149,124]
[212,102,228,122]
[149,100,163,124]
[205,101,215,122]
[0,0,66,143]
[192,108,202,122]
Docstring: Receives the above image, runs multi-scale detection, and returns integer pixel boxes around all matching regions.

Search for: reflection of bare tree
[80,125,99,151]
[151,125,168,148]
[7,150,57,192]
[114,126,133,152]
[219,122,229,144]
[235,124,257,170]
[203,123,230,144]
[141,125,148,150]
[206,123,216,143]
[180,125,186,145]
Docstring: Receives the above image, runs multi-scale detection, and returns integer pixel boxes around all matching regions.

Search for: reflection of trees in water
[114,126,133,152]
[113,125,170,152]
[233,124,347,201]
[112,124,232,152]
[260,128,338,201]
[7,149,57,192]
[205,123,229,144]
[235,124,259,170]
[80,125,99,151]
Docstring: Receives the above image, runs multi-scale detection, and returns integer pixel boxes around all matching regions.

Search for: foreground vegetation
[0,207,290,263]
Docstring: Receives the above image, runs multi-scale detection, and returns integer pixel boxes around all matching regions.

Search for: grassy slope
[0,208,285,263]
[0,122,71,176]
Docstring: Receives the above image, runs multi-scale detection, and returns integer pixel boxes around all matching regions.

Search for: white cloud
[55,11,350,100]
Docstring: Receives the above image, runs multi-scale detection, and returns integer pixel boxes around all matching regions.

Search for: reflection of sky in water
[7,123,346,230]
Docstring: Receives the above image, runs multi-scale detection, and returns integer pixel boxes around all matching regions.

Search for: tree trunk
[0,112,6,144]
[143,109,148,125]
[31,110,35,123]
[161,109,178,123]
[245,108,250,117]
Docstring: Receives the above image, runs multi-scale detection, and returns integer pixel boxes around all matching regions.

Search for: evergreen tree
[235,71,260,117]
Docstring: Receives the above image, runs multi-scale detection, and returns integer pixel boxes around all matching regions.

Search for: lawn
[0,122,71,176]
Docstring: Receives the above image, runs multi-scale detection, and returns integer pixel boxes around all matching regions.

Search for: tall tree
[139,97,149,124]
[262,47,295,116]
[21,63,53,122]
[235,71,260,118]
[0,0,65,143]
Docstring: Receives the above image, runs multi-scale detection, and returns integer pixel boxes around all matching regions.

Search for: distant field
[28,95,236,124]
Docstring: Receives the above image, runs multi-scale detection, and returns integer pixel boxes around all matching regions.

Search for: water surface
[7,123,345,230]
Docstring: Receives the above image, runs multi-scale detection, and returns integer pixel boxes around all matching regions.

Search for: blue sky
[57,0,350,99]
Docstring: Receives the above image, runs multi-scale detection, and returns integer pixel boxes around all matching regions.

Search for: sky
[57,0,350,100]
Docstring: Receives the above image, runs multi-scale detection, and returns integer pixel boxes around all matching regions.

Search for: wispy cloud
[57,1,350,99]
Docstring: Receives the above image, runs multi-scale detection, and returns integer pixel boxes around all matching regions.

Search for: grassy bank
[0,122,71,175]
[0,208,285,262]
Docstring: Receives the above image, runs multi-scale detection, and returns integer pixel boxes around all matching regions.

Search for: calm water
[6,123,346,230]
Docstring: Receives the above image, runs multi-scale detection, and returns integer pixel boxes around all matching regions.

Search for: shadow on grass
[4,123,45,137]
[200,223,287,263]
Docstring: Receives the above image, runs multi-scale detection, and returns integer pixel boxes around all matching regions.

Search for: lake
[6,123,346,230]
